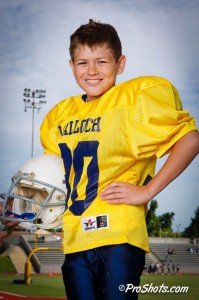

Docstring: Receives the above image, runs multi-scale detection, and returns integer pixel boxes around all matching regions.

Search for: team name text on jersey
[58,117,101,136]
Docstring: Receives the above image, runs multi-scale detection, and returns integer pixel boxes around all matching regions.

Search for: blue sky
[0,0,198,231]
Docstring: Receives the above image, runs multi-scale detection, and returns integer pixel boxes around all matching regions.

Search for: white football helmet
[0,155,67,230]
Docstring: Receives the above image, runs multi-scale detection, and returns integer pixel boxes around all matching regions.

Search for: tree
[146,200,175,236]
[146,200,159,236]
[183,207,199,237]
[159,212,175,231]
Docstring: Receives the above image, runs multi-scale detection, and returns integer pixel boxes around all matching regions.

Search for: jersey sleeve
[132,80,197,159]
[40,104,61,155]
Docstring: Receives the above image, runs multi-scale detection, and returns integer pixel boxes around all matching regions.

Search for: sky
[0,0,198,231]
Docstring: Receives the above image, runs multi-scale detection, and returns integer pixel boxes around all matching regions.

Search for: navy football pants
[61,243,145,300]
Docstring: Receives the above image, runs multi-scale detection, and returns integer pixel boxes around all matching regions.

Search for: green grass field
[0,273,198,299]
[0,256,16,273]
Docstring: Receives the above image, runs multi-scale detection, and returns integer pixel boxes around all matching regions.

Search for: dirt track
[0,292,66,300]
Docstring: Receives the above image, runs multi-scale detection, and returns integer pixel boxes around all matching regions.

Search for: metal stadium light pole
[175,223,181,238]
[23,89,46,158]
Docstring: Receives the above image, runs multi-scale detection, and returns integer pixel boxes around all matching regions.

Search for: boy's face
[70,44,126,101]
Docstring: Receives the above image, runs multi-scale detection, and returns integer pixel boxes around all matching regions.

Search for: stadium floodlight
[23,88,47,158]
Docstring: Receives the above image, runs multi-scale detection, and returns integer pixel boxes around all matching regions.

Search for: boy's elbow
[174,130,199,158]
[187,130,199,156]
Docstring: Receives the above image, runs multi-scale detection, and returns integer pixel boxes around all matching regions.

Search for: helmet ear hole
[41,205,65,228]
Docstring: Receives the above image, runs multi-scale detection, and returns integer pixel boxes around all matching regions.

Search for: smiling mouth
[85,79,102,84]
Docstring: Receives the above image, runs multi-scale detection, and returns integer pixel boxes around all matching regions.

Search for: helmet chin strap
[5,210,36,220]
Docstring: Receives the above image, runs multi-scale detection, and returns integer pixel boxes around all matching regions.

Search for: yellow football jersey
[40,76,197,254]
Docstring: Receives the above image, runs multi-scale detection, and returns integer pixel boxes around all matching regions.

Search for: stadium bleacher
[1,233,199,274]
[149,242,199,273]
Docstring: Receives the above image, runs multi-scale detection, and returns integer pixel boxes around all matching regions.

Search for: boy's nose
[87,63,99,75]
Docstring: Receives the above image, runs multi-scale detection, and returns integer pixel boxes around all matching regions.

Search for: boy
[40,19,199,299]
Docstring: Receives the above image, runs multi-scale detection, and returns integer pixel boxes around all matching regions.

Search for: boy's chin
[86,93,103,101]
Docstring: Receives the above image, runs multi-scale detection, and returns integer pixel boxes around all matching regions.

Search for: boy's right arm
[40,104,61,156]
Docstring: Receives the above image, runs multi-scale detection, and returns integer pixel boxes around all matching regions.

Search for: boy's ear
[69,59,75,73]
[117,55,126,74]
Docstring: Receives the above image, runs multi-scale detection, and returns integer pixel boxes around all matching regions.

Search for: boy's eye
[77,61,87,65]
[98,60,107,64]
